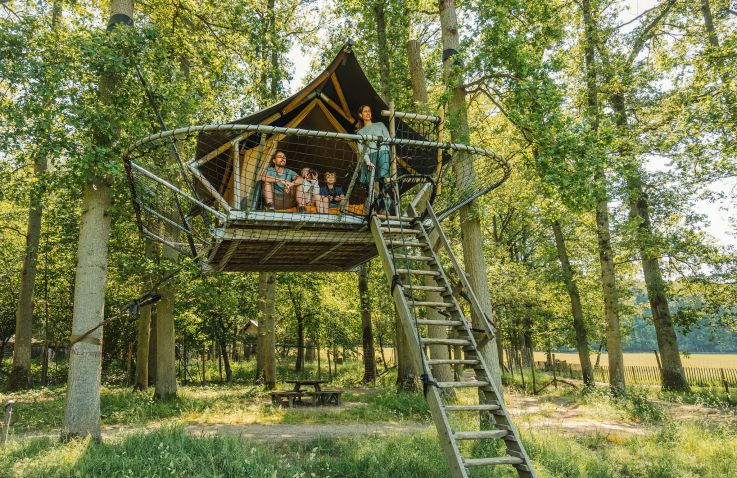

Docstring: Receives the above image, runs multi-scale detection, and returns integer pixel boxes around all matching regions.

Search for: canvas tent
[167,42,445,272]
[193,42,440,214]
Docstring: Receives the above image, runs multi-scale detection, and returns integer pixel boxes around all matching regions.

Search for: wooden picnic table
[275,380,342,407]
[285,379,328,392]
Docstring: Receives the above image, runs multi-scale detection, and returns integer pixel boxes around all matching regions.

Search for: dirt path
[15,420,433,442]
[14,393,732,443]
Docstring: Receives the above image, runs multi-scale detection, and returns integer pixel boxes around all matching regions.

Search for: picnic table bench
[270,391,303,407]
[302,390,342,406]
[271,380,343,407]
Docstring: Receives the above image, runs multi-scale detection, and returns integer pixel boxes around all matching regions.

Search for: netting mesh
[123,112,508,272]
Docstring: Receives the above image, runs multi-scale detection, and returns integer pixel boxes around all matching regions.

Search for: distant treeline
[624,316,737,354]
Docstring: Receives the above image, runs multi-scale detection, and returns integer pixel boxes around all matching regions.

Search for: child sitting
[320,172,345,210]
[298,168,327,213]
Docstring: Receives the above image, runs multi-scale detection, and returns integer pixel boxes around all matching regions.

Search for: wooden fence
[533,361,737,388]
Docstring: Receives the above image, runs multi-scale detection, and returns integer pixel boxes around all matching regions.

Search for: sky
[286,0,736,247]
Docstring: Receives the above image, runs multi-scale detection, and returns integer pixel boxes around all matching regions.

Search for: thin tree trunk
[217,338,223,381]
[405,35,454,386]
[607,85,689,392]
[148,308,157,386]
[551,220,594,386]
[8,156,44,390]
[257,272,276,389]
[305,339,315,362]
[134,241,157,391]
[439,0,503,397]
[373,1,391,101]
[395,313,417,391]
[220,336,232,382]
[358,264,377,383]
[296,310,304,372]
[155,238,177,400]
[40,244,50,387]
[316,338,322,378]
[626,173,689,391]
[581,0,625,394]
[406,39,428,108]
[700,0,719,48]
[8,1,62,392]
[134,303,150,390]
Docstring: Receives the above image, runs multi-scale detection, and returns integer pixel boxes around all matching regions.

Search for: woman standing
[356,105,393,212]
[357,105,391,185]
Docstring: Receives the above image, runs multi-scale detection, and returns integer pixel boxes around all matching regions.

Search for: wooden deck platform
[205,210,378,272]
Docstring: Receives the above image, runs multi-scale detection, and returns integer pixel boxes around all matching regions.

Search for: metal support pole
[389,101,397,181]
[232,140,241,209]
[436,106,445,195]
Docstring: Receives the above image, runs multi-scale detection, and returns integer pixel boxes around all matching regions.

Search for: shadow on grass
[1,426,453,478]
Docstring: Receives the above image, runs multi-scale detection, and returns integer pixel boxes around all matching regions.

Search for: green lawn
[1,360,736,477]
[1,420,735,478]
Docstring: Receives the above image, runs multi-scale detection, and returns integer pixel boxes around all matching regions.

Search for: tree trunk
[581,0,625,394]
[134,305,151,391]
[8,1,62,391]
[148,308,157,386]
[439,0,503,397]
[405,36,454,386]
[625,172,689,391]
[406,39,428,108]
[373,1,391,101]
[608,86,689,392]
[62,1,132,441]
[62,183,113,441]
[256,272,276,389]
[358,264,377,383]
[700,0,719,48]
[295,309,304,372]
[155,239,177,400]
[551,220,594,386]
[305,339,315,362]
[134,241,157,391]
[7,155,46,391]
[220,336,232,382]
[395,313,417,391]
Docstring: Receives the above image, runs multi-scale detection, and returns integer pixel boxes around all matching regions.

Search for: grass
[0,360,432,434]
[1,419,735,477]
[2,360,737,476]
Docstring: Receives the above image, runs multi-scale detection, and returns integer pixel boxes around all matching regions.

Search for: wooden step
[437,380,489,389]
[392,254,434,261]
[445,404,501,411]
[378,215,415,223]
[463,456,524,467]
[421,338,470,346]
[416,319,463,326]
[408,300,454,308]
[402,285,446,292]
[388,240,426,248]
[381,227,421,235]
[454,430,508,441]
[428,359,479,366]
[397,268,440,277]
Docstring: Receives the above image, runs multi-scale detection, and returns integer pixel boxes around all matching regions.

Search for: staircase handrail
[425,203,497,342]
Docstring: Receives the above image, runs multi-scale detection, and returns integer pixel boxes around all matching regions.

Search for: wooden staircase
[370,190,537,478]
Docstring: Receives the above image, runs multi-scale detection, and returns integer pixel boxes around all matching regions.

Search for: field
[532,352,737,368]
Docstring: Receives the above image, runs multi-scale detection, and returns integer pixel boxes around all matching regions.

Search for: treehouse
[125,45,508,273]
[124,43,536,477]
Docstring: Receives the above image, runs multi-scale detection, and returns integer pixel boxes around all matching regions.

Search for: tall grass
[1,420,734,477]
